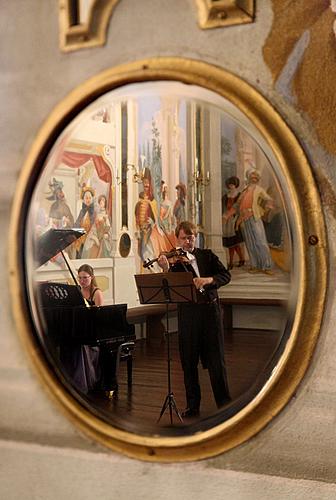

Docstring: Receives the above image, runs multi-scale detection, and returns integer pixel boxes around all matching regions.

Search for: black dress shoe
[182,408,200,418]
[102,384,119,399]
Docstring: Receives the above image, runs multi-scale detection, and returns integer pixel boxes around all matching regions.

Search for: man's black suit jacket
[170,247,231,301]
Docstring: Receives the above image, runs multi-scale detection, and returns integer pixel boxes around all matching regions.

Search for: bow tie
[186,250,196,261]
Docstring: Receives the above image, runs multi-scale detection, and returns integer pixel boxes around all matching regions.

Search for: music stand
[134,272,197,424]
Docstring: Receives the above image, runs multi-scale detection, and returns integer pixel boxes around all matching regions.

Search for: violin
[143,248,189,269]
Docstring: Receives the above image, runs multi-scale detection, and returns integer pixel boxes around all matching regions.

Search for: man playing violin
[157,221,231,418]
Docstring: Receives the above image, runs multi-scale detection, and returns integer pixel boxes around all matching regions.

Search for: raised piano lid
[34,228,85,267]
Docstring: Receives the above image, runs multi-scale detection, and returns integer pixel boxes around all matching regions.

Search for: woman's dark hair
[98,194,107,206]
[175,182,187,199]
[78,264,98,291]
[225,176,240,188]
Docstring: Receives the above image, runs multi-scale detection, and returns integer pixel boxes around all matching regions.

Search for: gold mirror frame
[8,57,327,462]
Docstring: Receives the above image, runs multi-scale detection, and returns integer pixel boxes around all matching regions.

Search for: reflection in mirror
[26,81,296,436]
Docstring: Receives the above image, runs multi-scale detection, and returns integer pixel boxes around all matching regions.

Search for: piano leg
[117,341,135,389]
[127,356,132,387]
[97,341,135,398]
[98,345,118,396]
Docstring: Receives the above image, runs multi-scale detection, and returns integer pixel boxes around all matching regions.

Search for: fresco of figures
[32,81,291,299]
[220,125,290,279]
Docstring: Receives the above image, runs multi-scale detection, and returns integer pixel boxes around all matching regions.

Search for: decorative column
[203,107,227,264]
[160,97,180,202]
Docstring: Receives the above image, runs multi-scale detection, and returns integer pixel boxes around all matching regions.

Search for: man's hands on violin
[143,248,188,270]
[157,254,170,272]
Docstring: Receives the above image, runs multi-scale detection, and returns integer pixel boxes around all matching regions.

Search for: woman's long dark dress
[60,288,101,394]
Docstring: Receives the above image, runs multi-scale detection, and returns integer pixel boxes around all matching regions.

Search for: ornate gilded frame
[59,0,120,52]
[59,1,255,52]
[195,0,255,29]
[9,57,327,461]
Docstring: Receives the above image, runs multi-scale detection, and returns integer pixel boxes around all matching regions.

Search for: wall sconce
[127,163,143,184]
[190,170,211,187]
[115,163,143,185]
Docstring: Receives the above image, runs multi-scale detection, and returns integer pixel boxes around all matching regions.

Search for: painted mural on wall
[34,103,116,267]
[134,119,174,268]
[133,96,187,270]
[220,122,289,280]
[37,166,113,260]
[33,83,291,301]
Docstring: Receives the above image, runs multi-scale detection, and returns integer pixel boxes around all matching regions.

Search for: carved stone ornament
[59,0,255,52]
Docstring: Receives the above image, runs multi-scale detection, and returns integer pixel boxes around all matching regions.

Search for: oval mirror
[119,233,131,258]
[9,59,327,461]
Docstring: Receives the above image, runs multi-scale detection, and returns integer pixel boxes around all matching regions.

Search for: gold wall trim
[195,0,255,29]
[59,1,255,52]
[59,0,120,52]
[9,58,327,462]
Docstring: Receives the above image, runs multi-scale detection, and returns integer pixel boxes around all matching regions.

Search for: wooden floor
[84,327,282,436]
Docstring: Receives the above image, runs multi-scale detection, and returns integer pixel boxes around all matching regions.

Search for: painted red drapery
[60,151,112,213]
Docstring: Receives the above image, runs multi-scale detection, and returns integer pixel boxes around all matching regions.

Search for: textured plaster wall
[1,1,336,498]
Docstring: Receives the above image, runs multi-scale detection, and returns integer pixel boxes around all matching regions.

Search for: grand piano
[35,228,136,397]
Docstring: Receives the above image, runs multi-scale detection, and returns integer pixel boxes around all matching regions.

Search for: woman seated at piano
[76,264,118,397]
[78,264,104,306]
[61,265,103,395]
